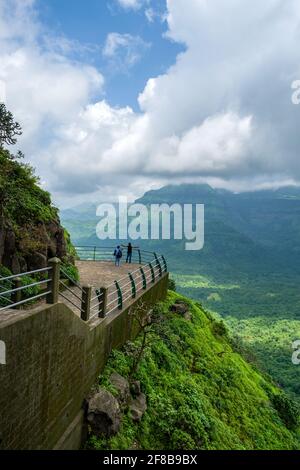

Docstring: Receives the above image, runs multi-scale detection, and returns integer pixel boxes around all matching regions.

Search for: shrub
[168,278,177,292]
[211,320,228,338]
[170,429,196,450]
[270,392,299,430]
[0,265,13,307]
[61,261,79,283]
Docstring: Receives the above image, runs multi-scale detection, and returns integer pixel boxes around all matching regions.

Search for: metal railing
[0,266,53,312]
[87,253,167,322]
[75,245,156,265]
[0,250,168,322]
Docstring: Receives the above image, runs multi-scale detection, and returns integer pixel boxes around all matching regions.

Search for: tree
[126,303,163,379]
[0,103,22,147]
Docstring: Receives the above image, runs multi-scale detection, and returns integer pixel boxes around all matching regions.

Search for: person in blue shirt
[114,246,123,267]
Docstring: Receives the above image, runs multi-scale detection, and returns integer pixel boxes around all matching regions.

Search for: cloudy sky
[1,0,300,207]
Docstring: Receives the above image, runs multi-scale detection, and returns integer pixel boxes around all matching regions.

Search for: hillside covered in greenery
[87,292,300,450]
[61,184,300,400]
[0,103,76,285]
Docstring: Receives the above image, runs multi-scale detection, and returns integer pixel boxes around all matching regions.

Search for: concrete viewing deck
[75,260,141,288]
[58,259,162,321]
[0,256,165,323]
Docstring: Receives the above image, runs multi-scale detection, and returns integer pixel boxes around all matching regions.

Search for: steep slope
[87,292,300,451]
[0,147,76,277]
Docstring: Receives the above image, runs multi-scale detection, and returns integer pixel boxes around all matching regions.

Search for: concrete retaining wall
[0,273,168,450]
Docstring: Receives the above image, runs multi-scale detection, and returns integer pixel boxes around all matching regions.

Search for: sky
[1,0,300,208]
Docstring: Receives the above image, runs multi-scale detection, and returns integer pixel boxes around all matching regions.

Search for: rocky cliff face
[0,216,68,274]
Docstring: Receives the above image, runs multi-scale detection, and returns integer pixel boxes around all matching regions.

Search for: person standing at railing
[126,243,133,264]
[113,246,123,267]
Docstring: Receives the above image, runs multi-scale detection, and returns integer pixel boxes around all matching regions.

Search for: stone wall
[0,273,168,450]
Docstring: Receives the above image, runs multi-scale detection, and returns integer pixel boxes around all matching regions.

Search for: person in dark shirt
[126,243,133,264]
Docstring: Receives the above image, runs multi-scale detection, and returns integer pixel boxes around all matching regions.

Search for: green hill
[87,292,300,450]
[61,183,300,399]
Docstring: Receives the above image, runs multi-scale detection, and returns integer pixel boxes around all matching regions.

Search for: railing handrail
[1,250,168,322]
[0,266,52,283]
[75,245,156,255]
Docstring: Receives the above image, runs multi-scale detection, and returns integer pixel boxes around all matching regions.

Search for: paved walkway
[76,260,141,288]
[59,260,159,322]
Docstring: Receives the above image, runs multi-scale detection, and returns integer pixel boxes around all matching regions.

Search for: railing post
[138,249,142,264]
[47,258,61,304]
[129,273,136,298]
[12,277,22,309]
[98,287,108,319]
[161,255,168,273]
[149,263,155,283]
[93,246,96,261]
[115,281,123,310]
[140,267,147,290]
[81,285,92,321]
[154,253,162,277]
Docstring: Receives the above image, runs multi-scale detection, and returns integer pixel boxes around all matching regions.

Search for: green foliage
[0,265,13,307]
[168,277,177,292]
[61,261,79,282]
[0,147,57,225]
[64,229,78,259]
[211,319,228,338]
[87,293,300,451]
[270,392,299,431]
[0,102,22,147]
[20,274,41,300]
[0,265,46,306]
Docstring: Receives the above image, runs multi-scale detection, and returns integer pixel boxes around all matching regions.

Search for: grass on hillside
[87,292,300,451]
[174,273,300,399]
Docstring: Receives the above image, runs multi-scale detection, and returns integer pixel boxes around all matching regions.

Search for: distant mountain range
[61,183,300,281]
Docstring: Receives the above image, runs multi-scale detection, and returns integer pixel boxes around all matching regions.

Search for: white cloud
[103,32,150,69]
[2,0,300,206]
[145,8,155,23]
[116,0,147,11]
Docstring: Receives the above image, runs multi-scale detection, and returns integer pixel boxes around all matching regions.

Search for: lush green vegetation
[61,183,300,403]
[87,293,300,450]
[0,148,58,226]
[173,273,300,399]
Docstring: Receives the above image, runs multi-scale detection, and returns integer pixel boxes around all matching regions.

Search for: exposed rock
[47,239,57,259]
[10,254,21,274]
[55,227,67,259]
[130,380,141,398]
[87,388,121,437]
[5,228,16,254]
[27,252,47,271]
[170,301,189,315]
[110,372,130,407]
[129,393,147,422]
[18,256,28,273]
[184,312,193,321]
[0,216,68,274]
